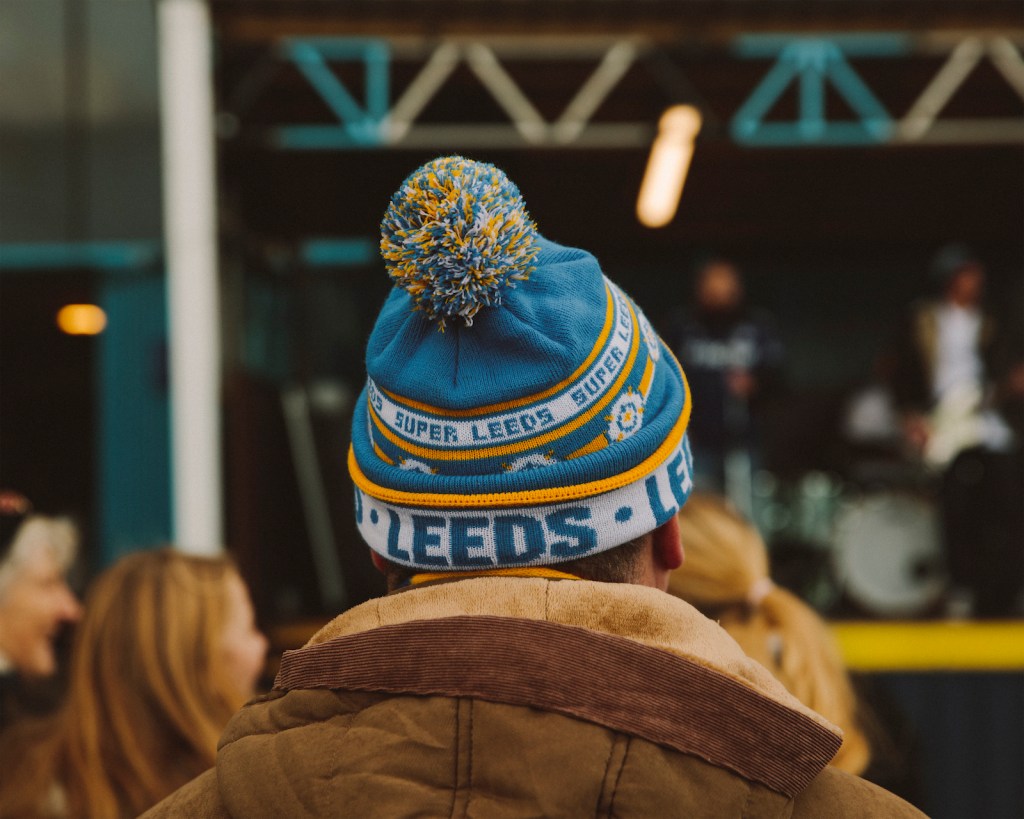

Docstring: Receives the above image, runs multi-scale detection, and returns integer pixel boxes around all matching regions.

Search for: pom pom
[380,156,540,330]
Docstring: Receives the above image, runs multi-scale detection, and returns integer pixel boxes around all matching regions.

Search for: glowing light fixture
[57,304,107,336]
[636,105,703,228]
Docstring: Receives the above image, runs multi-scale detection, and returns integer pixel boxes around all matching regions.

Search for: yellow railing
[831,620,1024,672]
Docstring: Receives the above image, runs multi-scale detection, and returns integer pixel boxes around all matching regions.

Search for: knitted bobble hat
[350,156,693,571]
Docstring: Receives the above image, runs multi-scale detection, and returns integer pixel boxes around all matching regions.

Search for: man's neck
[404,566,582,591]
[945,293,979,310]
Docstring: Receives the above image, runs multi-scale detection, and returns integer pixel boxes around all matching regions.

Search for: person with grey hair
[0,490,82,732]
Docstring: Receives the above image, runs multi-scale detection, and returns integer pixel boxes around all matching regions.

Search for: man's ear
[652,515,684,571]
[370,550,389,575]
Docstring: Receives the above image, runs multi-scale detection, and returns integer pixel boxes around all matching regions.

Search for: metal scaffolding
[218,32,1024,149]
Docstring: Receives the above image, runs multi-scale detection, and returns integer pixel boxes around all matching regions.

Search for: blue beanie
[350,156,693,570]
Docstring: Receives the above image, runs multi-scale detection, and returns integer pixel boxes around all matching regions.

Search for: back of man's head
[930,243,985,304]
[348,157,694,590]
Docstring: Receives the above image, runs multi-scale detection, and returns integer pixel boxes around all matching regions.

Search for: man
[145,157,921,817]
[669,256,783,513]
[891,244,1018,617]
[892,244,1008,462]
[0,490,82,730]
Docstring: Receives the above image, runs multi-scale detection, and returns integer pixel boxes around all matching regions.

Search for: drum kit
[751,468,948,619]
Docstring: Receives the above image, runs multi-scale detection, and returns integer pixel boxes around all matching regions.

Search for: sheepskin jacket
[143,577,924,818]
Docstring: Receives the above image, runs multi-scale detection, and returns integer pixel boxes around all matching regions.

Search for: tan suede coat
[143,578,924,818]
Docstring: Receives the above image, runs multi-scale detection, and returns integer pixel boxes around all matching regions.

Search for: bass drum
[831,491,947,618]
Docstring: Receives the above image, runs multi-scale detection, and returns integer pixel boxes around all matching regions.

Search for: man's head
[694,257,744,313]
[931,243,985,307]
[0,494,82,677]
[350,157,692,588]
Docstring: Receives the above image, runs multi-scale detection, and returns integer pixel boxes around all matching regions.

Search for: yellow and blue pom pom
[380,156,540,330]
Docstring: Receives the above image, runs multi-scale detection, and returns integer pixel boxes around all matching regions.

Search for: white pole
[157,0,223,555]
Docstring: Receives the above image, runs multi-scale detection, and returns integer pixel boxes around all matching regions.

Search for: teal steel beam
[734,33,911,58]
[731,35,910,146]
[731,53,802,142]
[736,122,892,146]
[798,42,826,140]
[286,42,367,127]
[0,241,161,272]
[277,37,390,148]
[96,276,172,565]
[826,47,893,140]
[300,237,377,267]
[273,125,376,150]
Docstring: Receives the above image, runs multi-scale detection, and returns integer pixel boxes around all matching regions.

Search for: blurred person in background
[0,547,267,818]
[670,493,922,805]
[891,244,1007,461]
[0,491,82,732]
[889,244,1019,617]
[668,256,784,513]
[145,157,920,818]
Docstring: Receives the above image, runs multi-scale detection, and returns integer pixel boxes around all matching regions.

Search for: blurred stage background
[1,2,1021,815]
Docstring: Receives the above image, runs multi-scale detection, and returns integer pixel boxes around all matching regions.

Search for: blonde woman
[670,493,872,776]
[0,548,267,818]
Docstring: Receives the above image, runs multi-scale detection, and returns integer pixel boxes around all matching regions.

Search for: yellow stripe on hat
[638,356,655,399]
[373,440,395,465]
[368,298,642,461]
[379,282,616,417]
[567,433,608,460]
[349,368,692,509]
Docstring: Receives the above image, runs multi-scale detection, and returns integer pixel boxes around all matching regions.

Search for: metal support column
[157,0,223,554]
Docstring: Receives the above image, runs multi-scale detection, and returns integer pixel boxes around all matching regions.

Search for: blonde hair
[0,548,248,818]
[670,494,871,775]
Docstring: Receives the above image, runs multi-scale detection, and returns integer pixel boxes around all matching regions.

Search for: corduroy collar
[278,577,841,797]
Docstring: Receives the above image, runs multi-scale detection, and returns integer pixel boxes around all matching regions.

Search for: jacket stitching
[450,697,460,819]
[739,781,755,819]
[607,736,631,818]
[466,700,475,816]
[595,737,617,818]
